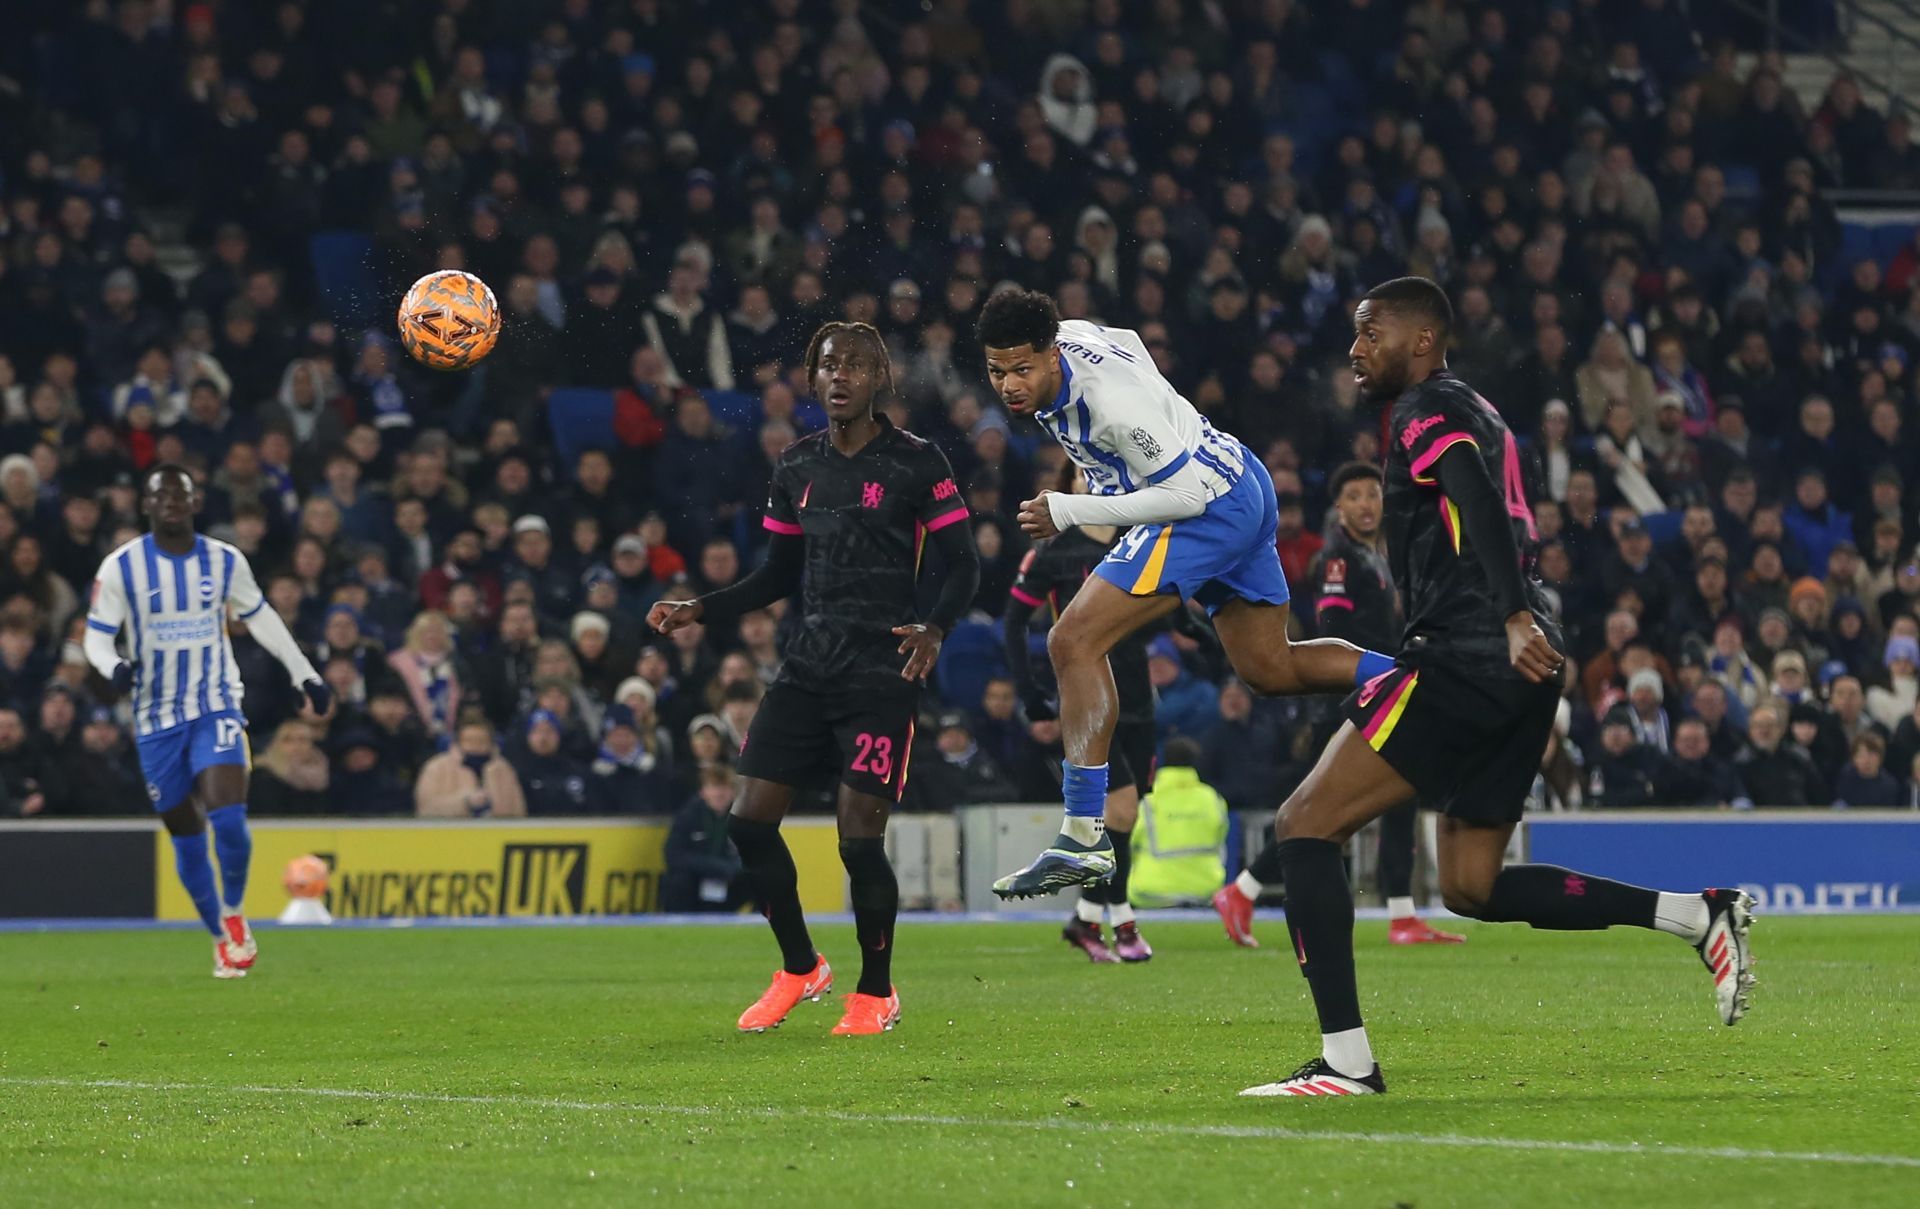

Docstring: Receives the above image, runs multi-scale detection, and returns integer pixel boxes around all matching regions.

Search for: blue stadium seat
[309,232,379,330]
[1640,509,1684,548]
[932,619,1007,714]
[546,388,617,474]
[702,388,763,430]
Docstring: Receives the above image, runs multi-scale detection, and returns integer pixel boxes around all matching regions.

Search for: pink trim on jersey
[1008,585,1045,607]
[1317,596,1355,612]
[762,516,803,535]
[1407,431,1480,483]
[924,506,969,532]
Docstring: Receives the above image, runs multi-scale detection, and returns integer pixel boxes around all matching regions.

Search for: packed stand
[0,0,1907,819]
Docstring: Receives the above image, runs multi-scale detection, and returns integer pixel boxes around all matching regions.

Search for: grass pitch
[0,915,1915,1207]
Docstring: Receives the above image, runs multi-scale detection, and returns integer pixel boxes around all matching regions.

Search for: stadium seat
[932,620,1008,715]
[546,388,617,473]
[308,232,380,330]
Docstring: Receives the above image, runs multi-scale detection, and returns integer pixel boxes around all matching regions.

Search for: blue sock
[208,804,252,911]
[171,832,223,936]
[1355,650,1395,687]
[1063,762,1109,818]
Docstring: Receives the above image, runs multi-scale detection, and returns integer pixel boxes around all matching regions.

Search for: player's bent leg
[1242,724,1414,1097]
[833,786,902,1034]
[197,763,256,971]
[731,778,831,1032]
[1212,600,1380,697]
[1435,818,1757,1025]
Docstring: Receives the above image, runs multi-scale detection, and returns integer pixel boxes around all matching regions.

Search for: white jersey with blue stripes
[1038,320,1248,501]
[86,534,266,737]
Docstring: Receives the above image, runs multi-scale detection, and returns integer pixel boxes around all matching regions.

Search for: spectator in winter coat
[1782,469,1854,577]
[661,767,750,912]
[1588,714,1667,808]
[641,262,734,390]
[511,709,594,816]
[1733,701,1827,807]
[588,703,677,813]
[904,713,1018,811]
[1832,733,1903,807]
[415,715,527,818]
[1660,718,1745,807]
[1198,679,1289,811]
[1147,635,1220,752]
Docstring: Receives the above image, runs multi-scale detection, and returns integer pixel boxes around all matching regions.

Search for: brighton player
[1242,278,1754,1097]
[977,288,1395,897]
[85,464,332,977]
[649,321,978,1036]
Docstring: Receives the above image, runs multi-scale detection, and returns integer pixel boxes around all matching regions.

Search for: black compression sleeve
[1433,441,1531,621]
[924,519,981,634]
[698,531,805,627]
[1002,593,1042,704]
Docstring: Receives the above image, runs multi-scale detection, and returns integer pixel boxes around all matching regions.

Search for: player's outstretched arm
[650,531,804,634]
[1432,442,1563,684]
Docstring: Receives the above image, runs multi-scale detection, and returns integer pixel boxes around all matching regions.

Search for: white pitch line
[3,1076,1916,1170]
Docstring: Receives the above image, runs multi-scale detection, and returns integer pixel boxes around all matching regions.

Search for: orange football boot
[832,987,901,1036]
[737,955,833,1032]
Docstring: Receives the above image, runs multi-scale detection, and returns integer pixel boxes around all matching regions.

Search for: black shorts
[1108,718,1156,794]
[1341,660,1558,826]
[738,679,919,801]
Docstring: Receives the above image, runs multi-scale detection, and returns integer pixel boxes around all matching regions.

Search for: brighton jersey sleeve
[226,549,270,620]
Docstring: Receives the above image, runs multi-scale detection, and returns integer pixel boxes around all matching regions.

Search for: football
[282,854,330,900]
[397,269,501,371]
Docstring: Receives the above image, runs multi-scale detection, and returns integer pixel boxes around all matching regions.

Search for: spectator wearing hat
[1623,668,1672,753]
[327,724,413,816]
[606,533,668,618]
[1602,517,1676,637]
[1588,712,1665,808]
[57,705,142,816]
[1867,624,1920,729]
[1147,635,1218,753]
[902,711,1018,813]
[1660,717,1745,808]
[588,702,676,813]
[416,714,526,818]
[1786,576,1834,665]
[662,766,750,913]
[568,610,626,705]
[563,266,645,387]
[249,719,331,815]
[507,513,579,625]
[681,713,736,795]
[1787,698,1848,782]
[1734,701,1826,808]
[512,708,593,817]
[611,676,676,774]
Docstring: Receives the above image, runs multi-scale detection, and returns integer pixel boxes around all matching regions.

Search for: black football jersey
[1305,524,1399,654]
[763,416,967,691]
[1384,370,1564,677]
[1010,527,1153,723]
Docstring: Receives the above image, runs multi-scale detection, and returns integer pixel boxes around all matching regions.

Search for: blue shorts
[135,710,250,812]
[1093,459,1292,614]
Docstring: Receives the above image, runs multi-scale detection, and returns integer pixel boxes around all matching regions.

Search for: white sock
[1061,813,1105,845]
[1387,896,1417,920]
[1234,870,1263,899]
[1075,897,1105,925]
[1653,891,1709,944]
[1322,1026,1375,1076]
[1108,901,1135,926]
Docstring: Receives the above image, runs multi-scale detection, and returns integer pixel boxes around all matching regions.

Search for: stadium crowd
[0,0,1912,826]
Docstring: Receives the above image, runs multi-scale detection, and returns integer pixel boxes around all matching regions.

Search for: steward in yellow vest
[1129,739,1229,907]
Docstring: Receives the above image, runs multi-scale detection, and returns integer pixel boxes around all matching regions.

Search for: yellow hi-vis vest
[1128,766,1229,908]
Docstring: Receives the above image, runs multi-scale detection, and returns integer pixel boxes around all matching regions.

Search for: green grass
[0,916,1915,1207]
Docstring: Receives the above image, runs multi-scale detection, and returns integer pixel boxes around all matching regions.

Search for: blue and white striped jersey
[1037,320,1249,501]
[86,535,267,737]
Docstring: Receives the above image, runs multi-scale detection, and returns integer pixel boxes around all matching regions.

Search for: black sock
[1105,827,1133,908]
[1276,837,1363,1035]
[1248,837,1286,890]
[1376,801,1416,901]
[839,837,898,996]
[729,816,816,974]
[1475,864,1659,931]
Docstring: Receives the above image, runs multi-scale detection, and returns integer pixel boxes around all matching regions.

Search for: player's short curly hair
[976,286,1060,352]
[802,321,894,403]
[1362,276,1453,344]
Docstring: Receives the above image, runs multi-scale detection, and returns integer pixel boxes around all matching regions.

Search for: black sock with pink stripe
[1475,864,1658,931]
[1276,837,1363,1035]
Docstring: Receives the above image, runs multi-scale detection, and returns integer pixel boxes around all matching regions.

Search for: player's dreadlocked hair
[803,321,895,404]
